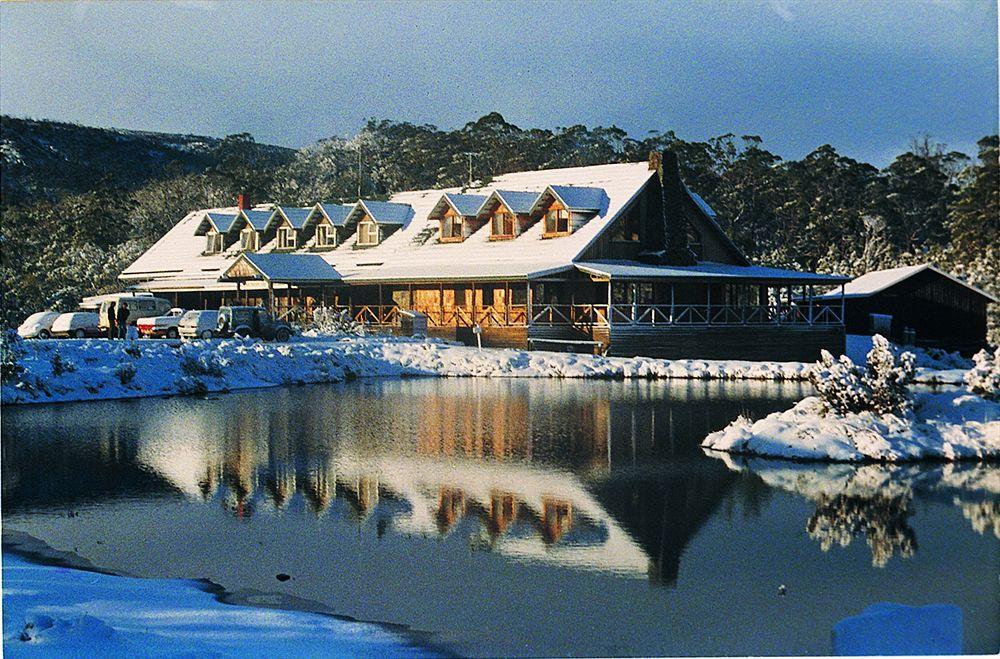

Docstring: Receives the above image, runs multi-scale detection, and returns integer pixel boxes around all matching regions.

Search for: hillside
[0,116,295,204]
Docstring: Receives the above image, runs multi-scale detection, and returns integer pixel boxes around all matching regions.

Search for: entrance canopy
[221,253,342,285]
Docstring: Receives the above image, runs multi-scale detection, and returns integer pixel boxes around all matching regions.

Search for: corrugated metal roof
[241,209,274,231]
[575,260,850,283]
[548,185,608,211]
[206,212,239,233]
[358,200,414,225]
[227,253,341,283]
[445,193,488,216]
[316,203,353,227]
[492,190,539,214]
[276,206,314,229]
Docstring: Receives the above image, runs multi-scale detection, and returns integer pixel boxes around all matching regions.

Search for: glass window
[206,232,223,254]
[442,215,463,240]
[240,229,257,251]
[316,224,335,247]
[491,209,515,237]
[278,227,296,249]
[545,208,570,235]
[358,221,379,245]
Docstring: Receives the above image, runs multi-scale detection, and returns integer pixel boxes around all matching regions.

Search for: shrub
[309,307,365,336]
[50,349,77,377]
[179,346,225,378]
[810,335,914,415]
[1,329,24,383]
[114,360,137,385]
[965,348,1000,400]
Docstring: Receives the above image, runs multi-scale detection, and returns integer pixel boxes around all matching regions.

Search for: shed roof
[222,252,341,284]
[817,263,998,302]
[575,260,850,284]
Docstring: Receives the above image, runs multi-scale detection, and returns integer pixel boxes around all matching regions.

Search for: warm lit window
[240,228,258,251]
[544,208,570,235]
[491,209,515,238]
[315,224,335,247]
[358,220,379,246]
[206,231,223,254]
[278,226,297,249]
[441,214,464,241]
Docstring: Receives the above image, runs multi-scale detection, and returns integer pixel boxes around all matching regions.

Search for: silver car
[178,310,219,340]
[17,311,62,339]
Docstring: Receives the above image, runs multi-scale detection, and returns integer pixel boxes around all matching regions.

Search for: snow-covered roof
[816,264,998,302]
[224,253,342,284]
[576,260,849,284]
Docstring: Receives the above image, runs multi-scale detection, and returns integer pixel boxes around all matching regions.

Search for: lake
[3,378,998,656]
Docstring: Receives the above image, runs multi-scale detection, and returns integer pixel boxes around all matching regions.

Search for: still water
[3,378,998,656]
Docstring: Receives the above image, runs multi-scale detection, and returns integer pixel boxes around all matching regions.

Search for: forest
[1,112,996,334]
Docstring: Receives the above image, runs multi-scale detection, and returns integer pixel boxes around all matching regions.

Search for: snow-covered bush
[114,360,137,385]
[308,307,364,336]
[179,345,226,378]
[965,348,1000,400]
[810,335,914,415]
[1,329,24,383]
[50,349,77,376]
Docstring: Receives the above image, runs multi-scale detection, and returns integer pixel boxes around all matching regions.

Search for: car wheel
[201,330,213,340]
[74,329,85,339]
[166,328,179,339]
[275,328,291,342]
[38,329,51,340]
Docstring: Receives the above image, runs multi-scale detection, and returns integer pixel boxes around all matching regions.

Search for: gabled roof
[344,199,415,227]
[274,206,314,230]
[221,252,341,284]
[312,203,354,227]
[194,212,239,235]
[240,209,275,231]
[680,184,748,266]
[542,185,608,212]
[817,263,999,302]
[427,193,489,222]
[478,190,539,217]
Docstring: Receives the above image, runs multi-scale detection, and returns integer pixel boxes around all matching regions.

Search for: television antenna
[462,152,479,187]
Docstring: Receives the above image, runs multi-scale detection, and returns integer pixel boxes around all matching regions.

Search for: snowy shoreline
[0,334,968,406]
[701,391,1000,463]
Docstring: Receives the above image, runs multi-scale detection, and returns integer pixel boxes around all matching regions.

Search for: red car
[136,308,186,339]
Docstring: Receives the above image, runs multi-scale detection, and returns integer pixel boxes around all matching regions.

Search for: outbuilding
[819,263,996,353]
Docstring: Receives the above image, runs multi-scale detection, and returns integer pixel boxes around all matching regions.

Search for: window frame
[315,223,336,248]
[490,208,516,240]
[205,231,224,254]
[358,219,379,246]
[543,207,571,237]
[440,211,464,242]
[240,228,258,251]
[277,226,297,250]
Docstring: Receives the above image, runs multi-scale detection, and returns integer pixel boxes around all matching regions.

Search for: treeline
[1,113,997,331]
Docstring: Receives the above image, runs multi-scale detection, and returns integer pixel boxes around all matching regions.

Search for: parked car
[17,311,62,339]
[50,312,102,338]
[216,306,292,342]
[136,308,186,339]
[98,295,172,330]
[178,310,219,340]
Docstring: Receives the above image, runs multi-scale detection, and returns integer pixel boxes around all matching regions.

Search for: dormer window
[544,207,571,237]
[277,226,297,250]
[205,231,223,254]
[240,227,258,251]
[440,210,464,242]
[358,218,379,246]
[315,224,336,248]
[491,209,515,240]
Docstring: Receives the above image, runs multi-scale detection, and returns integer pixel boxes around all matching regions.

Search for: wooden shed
[819,264,996,353]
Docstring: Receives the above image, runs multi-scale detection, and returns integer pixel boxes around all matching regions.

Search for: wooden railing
[530,304,609,326]
[608,303,842,326]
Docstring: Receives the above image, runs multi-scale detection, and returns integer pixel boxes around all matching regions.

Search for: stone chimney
[237,194,251,210]
[638,150,696,266]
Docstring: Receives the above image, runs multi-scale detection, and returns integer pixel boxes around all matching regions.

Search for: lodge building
[120,151,849,360]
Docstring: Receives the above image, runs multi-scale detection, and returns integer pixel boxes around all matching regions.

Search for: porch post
[607,279,612,328]
[669,283,675,324]
[706,284,711,325]
[267,282,274,313]
[526,281,532,326]
[840,283,846,325]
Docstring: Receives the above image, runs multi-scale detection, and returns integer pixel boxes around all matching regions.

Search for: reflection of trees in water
[806,493,916,567]
[960,500,1000,539]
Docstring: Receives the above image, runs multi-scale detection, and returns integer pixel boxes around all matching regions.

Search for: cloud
[770,0,795,22]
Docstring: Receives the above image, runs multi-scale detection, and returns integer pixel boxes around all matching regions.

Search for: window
[544,208,570,236]
[315,224,335,247]
[358,220,379,246]
[277,227,296,250]
[240,228,258,251]
[205,232,223,254]
[491,209,515,238]
[441,213,463,241]
[481,286,495,307]
[510,286,527,306]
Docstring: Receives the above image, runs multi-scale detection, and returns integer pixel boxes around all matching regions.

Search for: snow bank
[701,390,999,462]
[846,334,971,384]
[2,335,819,405]
[2,552,432,657]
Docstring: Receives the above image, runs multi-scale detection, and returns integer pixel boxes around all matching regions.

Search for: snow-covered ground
[2,551,433,657]
[0,334,969,405]
[702,389,999,462]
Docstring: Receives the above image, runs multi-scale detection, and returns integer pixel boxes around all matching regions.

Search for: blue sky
[1,0,996,165]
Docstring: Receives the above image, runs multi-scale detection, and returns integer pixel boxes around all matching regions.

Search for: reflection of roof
[576,260,850,284]
[817,263,998,302]
[224,253,341,283]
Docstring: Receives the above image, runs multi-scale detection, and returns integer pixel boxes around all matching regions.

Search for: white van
[178,310,219,340]
[50,312,102,338]
[98,296,172,329]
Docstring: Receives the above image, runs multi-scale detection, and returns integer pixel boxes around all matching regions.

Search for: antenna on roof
[356,145,363,198]
[463,152,478,187]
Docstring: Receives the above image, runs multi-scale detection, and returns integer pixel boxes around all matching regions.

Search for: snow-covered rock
[701,390,999,462]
